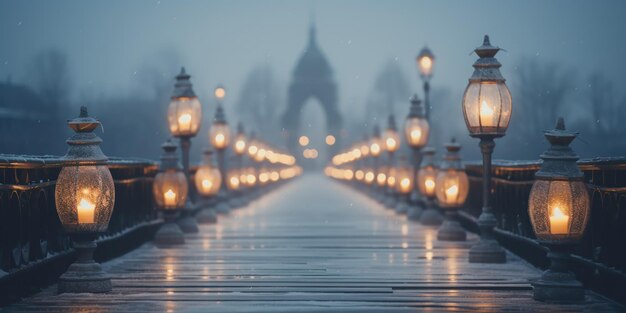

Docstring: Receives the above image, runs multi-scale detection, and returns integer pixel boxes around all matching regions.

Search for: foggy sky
[1,0,626,159]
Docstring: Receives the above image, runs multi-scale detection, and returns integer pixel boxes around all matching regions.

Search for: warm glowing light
[355,170,364,181]
[77,198,95,224]
[370,143,381,156]
[177,113,192,131]
[214,87,226,100]
[325,135,336,145]
[445,184,459,201]
[385,138,397,151]
[425,178,436,194]
[270,171,280,182]
[229,176,240,189]
[549,207,569,235]
[480,100,494,125]
[248,145,258,156]
[376,173,387,186]
[235,139,246,154]
[164,189,177,207]
[410,129,422,142]
[419,56,433,76]
[360,145,370,156]
[400,178,411,191]
[365,171,375,184]
[387,176,396,187]
[214,133,225,147]
[299,136,310,146]
[201,179,213,192]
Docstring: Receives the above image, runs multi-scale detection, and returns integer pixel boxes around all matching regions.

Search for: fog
[1,0,625,163]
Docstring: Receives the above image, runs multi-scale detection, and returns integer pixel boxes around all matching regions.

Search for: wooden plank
[4,175,624,312]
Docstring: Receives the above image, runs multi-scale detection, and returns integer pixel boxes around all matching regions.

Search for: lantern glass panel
[404,117,430,148]
[528,180,590,242]
[396,167,413,194]
[195,165,222,197]
[210,123,231,149]
[462,81,511,135]
[435,169,469,207]
[153,170,188,210]
[417,165,438,198]
[383,130,400,152]
[55,165,115,233]
[167,97,202,137]
[234,134,247,155]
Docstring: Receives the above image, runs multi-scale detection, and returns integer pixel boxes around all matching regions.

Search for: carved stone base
[437,219,466,241]
[177,214,199,233]
[197,209,218,224]
[532,247,585,302]
[419,207,443,226]
[58,239,111,294]
[155,221,185,247]
[469,239,506,263]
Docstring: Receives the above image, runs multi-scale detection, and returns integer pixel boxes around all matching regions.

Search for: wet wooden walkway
[6,174,623,312]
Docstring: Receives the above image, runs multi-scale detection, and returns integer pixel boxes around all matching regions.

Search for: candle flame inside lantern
[164,189,177,207]
[549,206,569,235]
[425,178,436,194]
[410,129,422,142]
[201,179,212,192]
[178,113,192,131]
[480,100,494,125]
[215,133,225,147]
[445,184,459,200]
[77,198,95,224]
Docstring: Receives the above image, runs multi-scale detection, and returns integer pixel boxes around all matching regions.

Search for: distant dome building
[281,22,342,159]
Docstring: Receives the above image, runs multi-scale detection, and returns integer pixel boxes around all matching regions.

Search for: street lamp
[195,148,222,224]
[404,94,429,216]
[462,35,511,263]
[394,155,413,214]
[231,122,248,207]
[528,118,589,302]
[369,125,383,200]
[55,106,115,294]
[167,67,201,234]
[416,46,434,118]
[417,148,443,226]
[383,115,400,208]
[210,85,231,214]
[153,139,188,247]
[436,139,469,241]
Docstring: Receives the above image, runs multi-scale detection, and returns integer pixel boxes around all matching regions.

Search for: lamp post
[435,139,469,241]
[153,140,188,247]
[462,35,512,263]
[195,148,222,224]
[403,94,430,216]
[528,118,589,302]
[383,115,400,208]
[232,122,248,207]
[417,46,434,119]
[55,106,115,293]
[210,85,231,214]
[167,67,201,234]
[394,155,413,214]
[369,126,383,200]
[415,147,440,224]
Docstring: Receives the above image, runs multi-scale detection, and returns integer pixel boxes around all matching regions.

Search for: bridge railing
[0,154,159,303]
[462,157,626,304]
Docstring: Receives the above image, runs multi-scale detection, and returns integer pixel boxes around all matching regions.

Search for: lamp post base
[437,211,466,241]
[197,209,218,224]
[395,200,410,215]
[155,215,185,247]
[468,239,506,263]
[216,200,230,214]
[178,213,199,233]
[419,202,443,226]
[531,246,585,302]
[58,239,111,294]
[407,204,423,222]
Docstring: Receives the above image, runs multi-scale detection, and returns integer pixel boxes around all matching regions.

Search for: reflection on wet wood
[6,175,623,312]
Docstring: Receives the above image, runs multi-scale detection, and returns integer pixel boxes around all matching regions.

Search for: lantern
[528,118,589,302]
[167,68,202,138]
[404,94,430,149]
[417,147,443,226]
[233,122,247,156]
[56,106,115,294]
[383,115,400,153]
[435,139,469,241]
[417,46,435,79]
[464,35,510,264]
[153,140,188,247]
[394,156,414,214]
[462,35,512,137]
[194,148,222,198]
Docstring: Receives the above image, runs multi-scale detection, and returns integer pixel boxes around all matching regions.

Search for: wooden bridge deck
[6,174,623,312]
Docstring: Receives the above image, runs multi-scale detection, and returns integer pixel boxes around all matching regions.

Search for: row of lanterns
[328,36,591,303]
[53,68,300,294]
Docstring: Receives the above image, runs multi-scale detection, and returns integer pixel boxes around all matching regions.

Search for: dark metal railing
[0,154,159,304]
[463,157,626,304]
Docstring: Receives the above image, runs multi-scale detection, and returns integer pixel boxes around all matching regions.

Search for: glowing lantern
[194,148,222,197]
[435,139,469,241]
[167,68,202,138]
[55,107,115,293]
